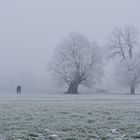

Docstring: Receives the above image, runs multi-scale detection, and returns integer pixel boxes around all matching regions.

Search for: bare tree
[116,58,140,94]
[51,33,103,94]
[108,26,140,94]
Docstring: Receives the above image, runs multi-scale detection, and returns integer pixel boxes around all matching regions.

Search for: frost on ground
[0,94,140,140]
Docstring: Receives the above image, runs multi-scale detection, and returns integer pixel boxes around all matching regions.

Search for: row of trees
[51,26,140,94]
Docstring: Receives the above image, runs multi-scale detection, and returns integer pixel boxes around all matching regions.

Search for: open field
[0,93,140,140]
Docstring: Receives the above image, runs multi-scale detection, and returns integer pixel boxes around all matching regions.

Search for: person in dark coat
[17,85,21,94]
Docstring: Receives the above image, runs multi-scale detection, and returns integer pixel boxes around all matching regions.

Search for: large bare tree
[51,33,103,94]
[108,26,140,94]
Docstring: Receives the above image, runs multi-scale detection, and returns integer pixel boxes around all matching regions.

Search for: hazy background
[0,0,140,94]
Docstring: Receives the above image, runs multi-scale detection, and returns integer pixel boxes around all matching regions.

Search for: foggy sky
[0,0,140,93]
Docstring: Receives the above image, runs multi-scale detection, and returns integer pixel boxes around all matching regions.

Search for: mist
[0,0,140,93]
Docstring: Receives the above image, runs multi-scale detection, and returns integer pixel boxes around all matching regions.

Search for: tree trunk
[65,80,79,94]
[130,86,135,95]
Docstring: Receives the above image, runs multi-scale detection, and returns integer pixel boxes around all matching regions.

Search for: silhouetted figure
[17,85,21,94]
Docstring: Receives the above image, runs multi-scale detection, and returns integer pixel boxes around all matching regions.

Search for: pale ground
[0,93,140,140]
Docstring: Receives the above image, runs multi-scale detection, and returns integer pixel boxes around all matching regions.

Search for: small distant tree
[108,26,140,94]
[116,57,140,94]
[51,33,103,94]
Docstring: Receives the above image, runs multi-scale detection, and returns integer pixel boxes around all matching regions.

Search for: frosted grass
[0,94,140,140]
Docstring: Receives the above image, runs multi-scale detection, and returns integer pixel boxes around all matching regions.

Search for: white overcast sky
[0,0,140,92]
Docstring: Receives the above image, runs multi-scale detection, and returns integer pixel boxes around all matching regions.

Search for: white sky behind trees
[0,0,140,93]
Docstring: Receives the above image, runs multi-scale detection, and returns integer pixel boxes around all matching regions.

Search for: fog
[0,0,140,93]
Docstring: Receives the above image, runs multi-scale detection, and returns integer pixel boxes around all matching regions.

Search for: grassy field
[0,93,140,140]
